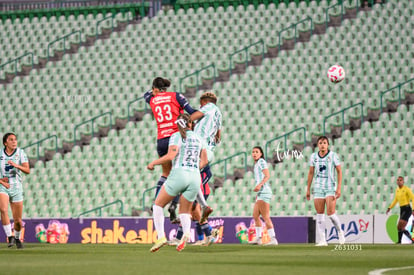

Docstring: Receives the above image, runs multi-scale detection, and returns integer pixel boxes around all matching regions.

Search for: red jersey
[149,92,185,139]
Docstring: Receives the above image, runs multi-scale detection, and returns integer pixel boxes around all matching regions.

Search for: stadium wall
[3,217,310,244]
[3,215,410,244]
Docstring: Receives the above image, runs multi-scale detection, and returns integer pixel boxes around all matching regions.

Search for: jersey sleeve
[168,133,180,147]
[218,110,223,130]
[259,158,268,171]
[309,153,315,167]
[333,152,341,166]
[199,104,208,115]
[407,187,414,208]
[388,191,398,209]
[20,148,28,163]
[201,138,208,150]
[176,93,196,114]
[143,90,153,103]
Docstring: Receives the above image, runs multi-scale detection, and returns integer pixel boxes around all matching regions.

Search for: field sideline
[0,244,413,275]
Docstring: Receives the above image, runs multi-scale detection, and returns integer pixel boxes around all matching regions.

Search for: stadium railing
[73,111,113,146]
[127,96,149,121]
[323,102,364,136]
[325,0,344,29]
[278,17,312,51]
[78,199,124,218]
[380,78,414,113]
[229,39,264,77]
[264,127,306,161]
[210,151,248,180]
[22,135,58,160]
[179,63,217,94]
[47,30,82,61]
[96,14,115,38]
[0,52,34,76]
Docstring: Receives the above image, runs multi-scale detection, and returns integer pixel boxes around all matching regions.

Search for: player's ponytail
[162,78,171,90]
[175,114,192,139]
[152,77,171,91]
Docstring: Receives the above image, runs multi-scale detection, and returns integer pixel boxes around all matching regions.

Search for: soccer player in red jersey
[144,77,196,222]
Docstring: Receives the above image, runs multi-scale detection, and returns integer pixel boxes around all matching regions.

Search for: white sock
[196,189,208,208]
[328,213,342,232]
[267,228,275,239]
[3,224,12,237]
[255,226,262,239]
[153,205,165,240]
[179,213,192,235]
[316,214,326,241]
[14,230,21,240]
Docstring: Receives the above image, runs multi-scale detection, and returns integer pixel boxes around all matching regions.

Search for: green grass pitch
[0,244,413,275]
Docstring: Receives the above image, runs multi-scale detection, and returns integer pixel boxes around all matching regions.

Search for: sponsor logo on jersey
[152,95,172,104]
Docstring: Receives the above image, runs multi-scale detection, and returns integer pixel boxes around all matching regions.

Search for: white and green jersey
[309,150,340,190]
[0,148,28,188]
[254,158,272,194]
[194,102,222,151]
[169,131,206,171]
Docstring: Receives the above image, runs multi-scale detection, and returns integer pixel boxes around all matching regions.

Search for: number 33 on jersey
[147,92,191,139]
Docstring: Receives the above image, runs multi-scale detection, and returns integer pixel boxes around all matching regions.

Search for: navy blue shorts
[157,137,170,157]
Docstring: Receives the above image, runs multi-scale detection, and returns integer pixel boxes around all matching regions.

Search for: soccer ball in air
[327,65,345,83]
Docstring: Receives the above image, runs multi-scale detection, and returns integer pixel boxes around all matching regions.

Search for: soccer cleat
[15,238,24,249]
[338,230,345,245]
[7,236,15,248]
[168,238,180,246]
[203,235,216,246]
[211,228,219,239]
[150,237,167,253]
[200,206,213,224]
[176,233,189,252]
[264,237,278,246]
[192,240,205,246]
[248,237,262,245]
[315,241,328,247]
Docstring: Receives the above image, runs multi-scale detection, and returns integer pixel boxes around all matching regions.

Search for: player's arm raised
[190,111,204,122]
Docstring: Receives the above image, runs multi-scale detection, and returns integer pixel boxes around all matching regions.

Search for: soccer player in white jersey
[168,92,222,246]
[147,114,208,252]
[248,146,278,246]
[0,133,30,249]
[306,136,345,246]
[190,91,222,224]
